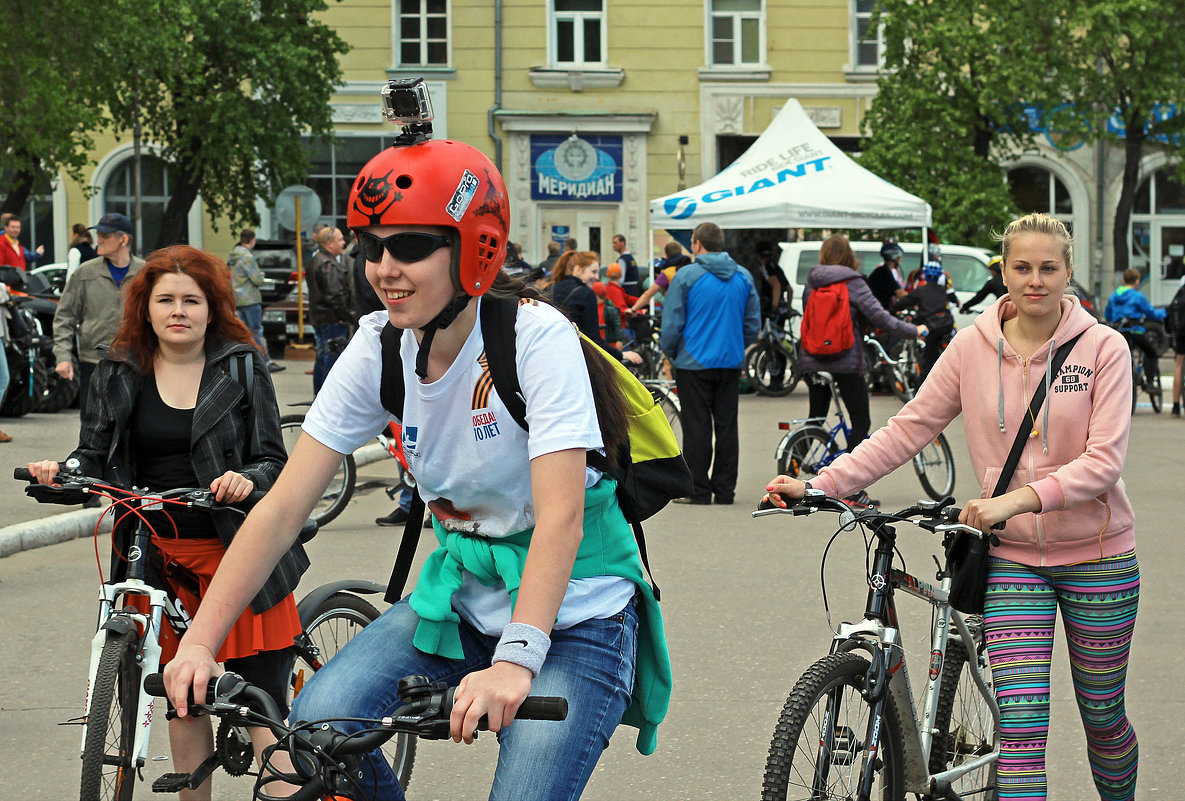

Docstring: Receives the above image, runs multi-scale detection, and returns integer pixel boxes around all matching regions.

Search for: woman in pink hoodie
[765,214,1139,801]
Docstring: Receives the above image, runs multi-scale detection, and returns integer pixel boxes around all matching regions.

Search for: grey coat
[799,264,918,375]
[68,339,307,613]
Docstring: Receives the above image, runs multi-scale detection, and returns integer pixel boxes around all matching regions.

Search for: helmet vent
[396,174,413,189]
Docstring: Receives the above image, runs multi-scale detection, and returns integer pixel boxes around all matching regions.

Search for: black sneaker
[267,362,286,373]
[1173,403,1181,417]
[673,496,711,505]
[375,507,410,526]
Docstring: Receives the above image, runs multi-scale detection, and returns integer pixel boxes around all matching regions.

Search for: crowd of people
[6,125,1163,800]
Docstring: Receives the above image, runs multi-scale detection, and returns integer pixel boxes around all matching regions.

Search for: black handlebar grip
[144,672,237,705]
[516,696,568,721]
[757,497,779,511]
[13,467,33,481]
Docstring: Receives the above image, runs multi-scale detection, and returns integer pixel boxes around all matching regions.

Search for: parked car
[253,240,315,358]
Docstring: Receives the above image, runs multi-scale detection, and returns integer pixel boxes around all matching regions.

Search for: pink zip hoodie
[810,295,1135,566]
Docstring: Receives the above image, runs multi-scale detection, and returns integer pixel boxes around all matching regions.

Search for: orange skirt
[140,534,302,664]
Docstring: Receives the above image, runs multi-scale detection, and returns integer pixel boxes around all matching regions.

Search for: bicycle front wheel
[749,342,801,397]
[291,592,417,789]
[762,652,905,801]
[914,433,955,501]
[80,628,141,801]
[775,427,837,481]
[280,414,355,527]
[929,616,998,800]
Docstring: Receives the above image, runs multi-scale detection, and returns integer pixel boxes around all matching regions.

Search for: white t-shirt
[302,298,634,634]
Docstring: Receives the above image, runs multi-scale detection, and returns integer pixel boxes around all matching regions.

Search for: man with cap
[53,212,145,416]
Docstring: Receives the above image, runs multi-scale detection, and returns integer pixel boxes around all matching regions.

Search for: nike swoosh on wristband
[506,639,529,647]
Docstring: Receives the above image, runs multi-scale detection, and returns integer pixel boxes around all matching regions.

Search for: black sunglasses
[356,231,452,263]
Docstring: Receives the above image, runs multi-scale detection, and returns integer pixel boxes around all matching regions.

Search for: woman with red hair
[27,245,304,801]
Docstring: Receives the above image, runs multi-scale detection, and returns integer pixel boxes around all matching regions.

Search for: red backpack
[801,280,855,357]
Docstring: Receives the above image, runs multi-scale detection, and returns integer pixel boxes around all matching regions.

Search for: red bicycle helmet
[347,139,508,296]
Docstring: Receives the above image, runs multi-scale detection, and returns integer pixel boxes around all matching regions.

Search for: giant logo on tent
[660,153,832,219]
[531,134,623,202]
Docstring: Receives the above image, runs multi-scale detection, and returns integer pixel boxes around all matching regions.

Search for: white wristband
[491,622,551,678]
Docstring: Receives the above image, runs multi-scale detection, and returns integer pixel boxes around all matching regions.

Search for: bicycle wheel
[280,414,355,527]
[291,592,417,789]
[1148,369,1163,414]
[913,433,955,501]
[749,342,800,397]
[762,652,905,801]
[80,628,141,801]
[1130,349,1139,415]
[775,427,837,481]
[929,617,998,800]
[649,386,683,449]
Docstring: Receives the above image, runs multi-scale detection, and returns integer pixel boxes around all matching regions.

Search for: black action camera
[381,78,434,126]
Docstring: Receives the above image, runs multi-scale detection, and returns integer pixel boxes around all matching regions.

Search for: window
[396,0,449,66]
[710,0,763,66]
[852,0,884,70]
[1007,165,1073,217]
[104,155,183,250]
[552,0,605,67]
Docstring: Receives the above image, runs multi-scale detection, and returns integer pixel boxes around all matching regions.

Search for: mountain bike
[12,464,409,800]
[745,311,802,397]
[141,670,567,800]
[775,371,956,501]
[1109,318,1163,414]
[753,491,1000,800]
[863,334,915,403]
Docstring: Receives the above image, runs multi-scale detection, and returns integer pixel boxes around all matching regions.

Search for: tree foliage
[0,0,115,214]
[102,0,348,248]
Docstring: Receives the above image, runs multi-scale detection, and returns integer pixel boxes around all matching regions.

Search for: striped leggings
[984,551,1140,801]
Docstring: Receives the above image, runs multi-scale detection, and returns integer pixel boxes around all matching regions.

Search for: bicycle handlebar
[14,465,266,513]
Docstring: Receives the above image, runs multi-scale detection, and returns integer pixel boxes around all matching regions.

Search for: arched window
[102,155,185,250]
[1130,166,1185,304]
[1007,165,1073,233]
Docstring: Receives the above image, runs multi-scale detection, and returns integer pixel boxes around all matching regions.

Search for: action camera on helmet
[380,78,435,126]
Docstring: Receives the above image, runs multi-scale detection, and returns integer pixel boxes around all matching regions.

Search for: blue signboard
[531,134,623,202]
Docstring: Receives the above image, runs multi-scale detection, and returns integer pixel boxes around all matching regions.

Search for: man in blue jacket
[1105,268,1167,386]
[660,222,760,505]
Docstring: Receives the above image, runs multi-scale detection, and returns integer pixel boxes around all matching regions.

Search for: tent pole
[921,226,929,261]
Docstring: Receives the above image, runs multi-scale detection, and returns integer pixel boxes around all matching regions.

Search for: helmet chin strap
[414,294,473,379]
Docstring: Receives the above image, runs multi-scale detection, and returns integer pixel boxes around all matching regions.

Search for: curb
[0,442,391,558]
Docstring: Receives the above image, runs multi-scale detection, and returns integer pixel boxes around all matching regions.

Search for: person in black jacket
[550,250,641,364]
[26,245,304,798]
[961,255,1006,313]
[894,260,959,381]
[868,242,908,310]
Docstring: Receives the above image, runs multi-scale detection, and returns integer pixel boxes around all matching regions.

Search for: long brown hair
[488,270,628,463]
[818,234,859,271]
[110,245,256,373]
[551,250,599,284]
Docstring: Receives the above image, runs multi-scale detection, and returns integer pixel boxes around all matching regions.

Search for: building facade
[24,1,1184,302]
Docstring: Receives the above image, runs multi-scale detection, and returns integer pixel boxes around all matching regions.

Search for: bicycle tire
[292,592,417,789]
[775,427,837,481]
[748,342,801,397]
[761,652,905,801]
[80,628,140,801]
[1148,369,1163,414]
[929,617,998,800]
[914,433,956,501]
[280,414,355,527]
[649,386,683,448]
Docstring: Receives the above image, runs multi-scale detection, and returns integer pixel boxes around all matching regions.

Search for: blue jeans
[289,597,638,800]
[0,343,9,408]
[312,322,350,394]
[235,304,267,359]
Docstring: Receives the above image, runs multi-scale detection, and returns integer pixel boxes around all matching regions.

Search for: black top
[963,274,1006,311]
[131,376,218,539]
[894,281,959,329]
[868,262,905,310]
[551,275,622,359]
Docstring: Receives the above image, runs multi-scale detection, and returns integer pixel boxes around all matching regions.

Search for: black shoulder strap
[379,322,406,417]
[229,351,253,419]
[480,295,528,431]
[993,331,1085,497]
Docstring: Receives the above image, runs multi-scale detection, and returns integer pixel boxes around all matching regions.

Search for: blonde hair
[998,213,1073,270]
[314,226,337,248]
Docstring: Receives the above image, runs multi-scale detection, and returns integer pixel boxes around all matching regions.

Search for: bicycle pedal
[152,773,195,792]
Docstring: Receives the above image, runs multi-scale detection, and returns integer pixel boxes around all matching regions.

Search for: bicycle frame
[826,520,1000,796]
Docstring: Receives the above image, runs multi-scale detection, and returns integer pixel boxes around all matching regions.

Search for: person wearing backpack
[659,221,761,505]
[164,136,671,801]
[799,235,924,502]
[766,214,1141,801]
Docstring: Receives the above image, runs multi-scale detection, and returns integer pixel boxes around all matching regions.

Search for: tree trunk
[155,165,201,250]
[0,165,39,218]
[1112,114,1145,279]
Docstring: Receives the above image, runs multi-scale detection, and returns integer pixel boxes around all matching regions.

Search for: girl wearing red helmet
[164,139,671,800]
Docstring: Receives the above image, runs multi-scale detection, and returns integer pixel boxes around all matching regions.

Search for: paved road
[1,365,1182,798]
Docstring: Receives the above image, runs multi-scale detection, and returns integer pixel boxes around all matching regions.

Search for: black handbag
[944,332,1084,615]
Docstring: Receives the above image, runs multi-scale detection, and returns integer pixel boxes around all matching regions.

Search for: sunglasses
[356,231,452,263]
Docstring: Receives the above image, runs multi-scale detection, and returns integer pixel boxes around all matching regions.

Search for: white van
[778,240,996,332]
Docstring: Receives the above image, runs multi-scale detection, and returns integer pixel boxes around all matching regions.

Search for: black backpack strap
[379,322,406,418]
[480,295,528,431]
[993,331,1085,497]
[229,351,253,419]
[384,489,426,603]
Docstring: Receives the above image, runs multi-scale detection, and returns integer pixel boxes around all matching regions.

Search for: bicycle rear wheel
[280,414,355,527]
[914,433,955,501]
[80,628,140,801]
[648,385,683,448]
[929,617,998,800]
[762,652,904,801]
[291,592,417,789]
[748,342,801,397]
[775,427,837,481]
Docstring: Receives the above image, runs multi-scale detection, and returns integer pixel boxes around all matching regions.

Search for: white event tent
[649,99,932,233]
